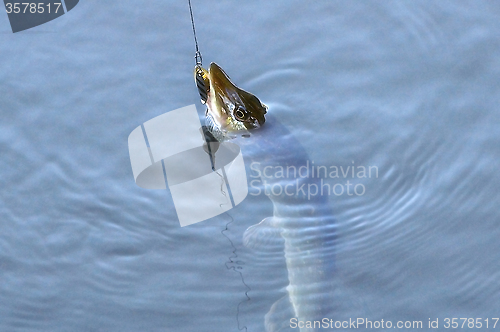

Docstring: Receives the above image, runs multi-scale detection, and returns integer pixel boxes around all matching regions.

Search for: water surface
[1,1,500,331]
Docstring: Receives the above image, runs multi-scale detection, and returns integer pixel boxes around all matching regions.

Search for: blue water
[1,0,500,331]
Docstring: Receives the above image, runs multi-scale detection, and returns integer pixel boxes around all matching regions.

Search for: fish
[237,117,337,332]
[194,63,336,331]
[194,62,268,141]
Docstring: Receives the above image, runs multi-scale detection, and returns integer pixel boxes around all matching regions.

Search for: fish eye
[235,109,246,120]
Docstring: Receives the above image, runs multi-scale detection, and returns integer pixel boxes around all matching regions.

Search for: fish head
[194,62,267,140]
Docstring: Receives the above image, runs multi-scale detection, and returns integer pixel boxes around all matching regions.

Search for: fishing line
[188,0,202,65]
[217,174,251,331]
[221,212,251,332]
